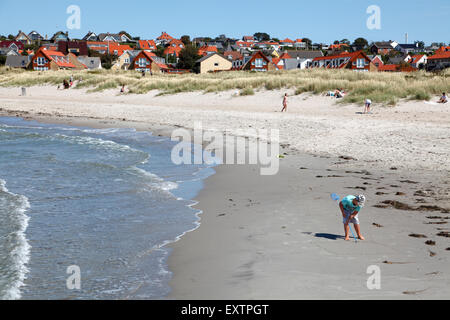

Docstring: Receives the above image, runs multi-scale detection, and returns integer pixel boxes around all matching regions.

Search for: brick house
[32,48,76,71]
[242,51,276,72]
[311,51,378,71]
[131,51,167,73]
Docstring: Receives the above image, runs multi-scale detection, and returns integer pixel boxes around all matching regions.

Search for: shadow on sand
[314,233,345,240]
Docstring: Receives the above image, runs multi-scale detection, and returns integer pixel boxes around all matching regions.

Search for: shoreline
[1,86,449,299]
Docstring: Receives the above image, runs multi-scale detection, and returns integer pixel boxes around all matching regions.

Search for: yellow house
[196,53,232,74]
[268,48,280,58]
[111,51,136,70]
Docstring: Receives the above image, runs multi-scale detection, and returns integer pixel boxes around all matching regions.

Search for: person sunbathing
[335,88,345,98]
[438,92,448,104]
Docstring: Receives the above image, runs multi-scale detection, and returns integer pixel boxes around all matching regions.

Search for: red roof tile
[157,32,174,41]
[428,51,450,60]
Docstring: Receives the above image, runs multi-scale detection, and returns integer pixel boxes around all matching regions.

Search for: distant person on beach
[438,92,448,104]
[364,98,372,113]
[120,85,125,94]
[142,70,146,78]
[63,79,70,90]
[339,195,366,241]
[281,94,288,112]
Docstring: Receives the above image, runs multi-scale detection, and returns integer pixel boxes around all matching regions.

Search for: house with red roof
[426,51,450,71]
[164,46,183,58]
[168,39,185,50]
[294,39,306,49]
[0,41,24,53]
[131,51,168,73]
[18,49,35,56]
[436,46,450,53]
[328,43,350,54]
[224,50,244,69]
[138,40,157,52]
[271,57,284,70]
[86,42,132,56]
[243,36,256,42]
[32,48,76,71]
[378,63,417,72]
[370,55,384,68]
[156,32,174,45]
[198,45,218,57]
[108,43,133,56]
[236,41,255,50]
[242,51,276,72]
[311,51,378,71]
[271,52,292,70]
[280,38,295,47]
[408,54,427,69]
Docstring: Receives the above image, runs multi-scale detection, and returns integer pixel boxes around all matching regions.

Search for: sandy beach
[1,85,449,299]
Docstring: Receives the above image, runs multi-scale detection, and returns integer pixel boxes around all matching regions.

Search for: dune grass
[0,67,448,105]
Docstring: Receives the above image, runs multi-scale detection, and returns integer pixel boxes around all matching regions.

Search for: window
[36,57,46,65]
[214,63,219,67]
[125,58,130,64]
[357,58,365,68]
[138,58,148,67]
[255,58,263,68]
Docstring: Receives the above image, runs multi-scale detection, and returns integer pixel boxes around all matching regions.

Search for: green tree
[353,37,369,50]
[181,35,191,46]
[177,45,201,71]
[414,41,425,49]
[254,32,270,41]
[302,38,312,49]
[340,39,350,45]
[8,34,14,40]
[154,45,166,58]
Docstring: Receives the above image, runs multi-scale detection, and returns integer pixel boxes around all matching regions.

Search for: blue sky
[0,0,449,44]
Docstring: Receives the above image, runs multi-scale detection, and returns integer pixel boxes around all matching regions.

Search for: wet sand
[168,151,450,299]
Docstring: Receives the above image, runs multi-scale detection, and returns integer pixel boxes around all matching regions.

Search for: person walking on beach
[281,93,288,112]
[364,98,372,114]
[339,195,366,241]
[120,85,126,94]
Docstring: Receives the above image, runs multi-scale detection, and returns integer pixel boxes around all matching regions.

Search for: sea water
[0,117,215,300]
